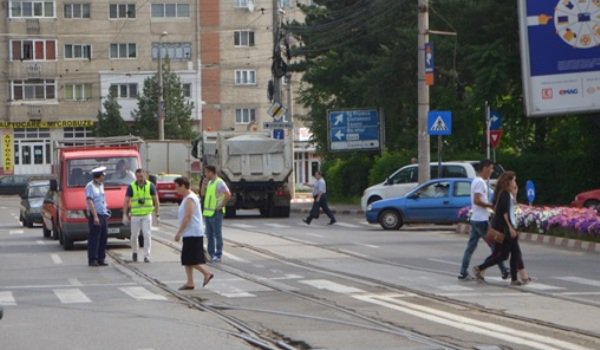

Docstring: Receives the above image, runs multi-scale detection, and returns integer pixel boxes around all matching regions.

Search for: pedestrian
[458,160,509,280]
[85,166,109,267]
[473,171,524,285]
[200,166,231,263]
[174,176,214,290]
[511,182,533,284]
[122,168,160,263]
[303,170,336,225]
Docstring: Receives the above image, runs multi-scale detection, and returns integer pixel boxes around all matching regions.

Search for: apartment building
[0,1,200,175]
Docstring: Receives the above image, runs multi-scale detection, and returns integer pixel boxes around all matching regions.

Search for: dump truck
[192,131,293,217]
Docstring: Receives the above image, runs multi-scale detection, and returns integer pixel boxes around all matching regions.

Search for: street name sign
[263,121,293,129]
[327,109,380,151]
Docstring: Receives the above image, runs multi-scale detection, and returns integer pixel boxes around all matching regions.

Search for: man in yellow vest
[123,168,160,263]
[200,165,230,263]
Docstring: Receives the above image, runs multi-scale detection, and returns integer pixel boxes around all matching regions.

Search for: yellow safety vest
[203,178,226,217]
[130,181,154,216]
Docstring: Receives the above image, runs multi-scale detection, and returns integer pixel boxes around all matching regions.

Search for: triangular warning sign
[490,130,503,148]
[430,116,449,131]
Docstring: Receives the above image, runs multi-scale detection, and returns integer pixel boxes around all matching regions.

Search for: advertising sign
[2,133,14,174]
[518,0,600,116]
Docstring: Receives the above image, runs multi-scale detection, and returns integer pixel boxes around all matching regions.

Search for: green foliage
[131,60,195,140]
[94,94,130,137]
[321,154,373,201]
[367,151,411,186]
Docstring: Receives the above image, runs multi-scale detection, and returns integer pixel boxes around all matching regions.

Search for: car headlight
[367,205,373,211]
[66,210,87,219]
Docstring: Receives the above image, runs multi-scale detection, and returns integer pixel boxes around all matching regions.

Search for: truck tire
[274,206,290,218]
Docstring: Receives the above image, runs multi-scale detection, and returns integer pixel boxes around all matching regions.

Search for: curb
[455,223,600,254]
[291,207,365,215]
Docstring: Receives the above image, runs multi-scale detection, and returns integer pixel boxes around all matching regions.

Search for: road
[1,196,600,350]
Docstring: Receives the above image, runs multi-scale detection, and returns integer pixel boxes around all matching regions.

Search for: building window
[10,1,55,18]
[151,42,192,60]
[235,108,256,124]
[182,83,191,98]
[65,44,91,59]
[11,79,56,101]
[64,3,90,18]
[109,83,138,98]
[14,128,51,138]
[234,0,249,8]
[110,43,136,58]
[64,127,92,138]
[234,31,255,47]
[109,3,135,18]
[235,70,257,85]
[151,3,190,18]
[10,39,56,61]
[279,0,291,8]
[64,83,91,101]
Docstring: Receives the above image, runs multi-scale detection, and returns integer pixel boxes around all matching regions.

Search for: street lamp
[158,31,168,141]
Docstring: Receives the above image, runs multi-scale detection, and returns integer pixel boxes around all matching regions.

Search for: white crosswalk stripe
[334,222,361,228]
[299,279,366,294]
[0,291,16,306]
[119,287,167,301]
[54,288,92,304]
[9,229,24,235]
[486,277,564,291]
[264,223,292,229]
[228,223,256,229]
[554,276,600,288]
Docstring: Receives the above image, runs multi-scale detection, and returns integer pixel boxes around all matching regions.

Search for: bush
[322,154,373,201]
[367,151,411,186]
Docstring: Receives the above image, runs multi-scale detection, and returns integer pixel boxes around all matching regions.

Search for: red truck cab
[49,138,142,250]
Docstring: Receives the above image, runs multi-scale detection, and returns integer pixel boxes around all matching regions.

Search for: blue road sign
[490,111,502,130]
[428,111,452,136]
[425,42,434,73]
[273,129,284,140]
[328,109,380,151]
[526,180,536,204]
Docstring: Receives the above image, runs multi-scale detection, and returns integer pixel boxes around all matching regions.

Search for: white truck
[192,131,293,217]
[139,140,193,178]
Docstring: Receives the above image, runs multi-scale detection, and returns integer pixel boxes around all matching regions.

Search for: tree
[131,60,195,140]
[95,94,129,137]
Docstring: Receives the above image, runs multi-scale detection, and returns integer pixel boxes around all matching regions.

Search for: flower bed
[458,205,600,243]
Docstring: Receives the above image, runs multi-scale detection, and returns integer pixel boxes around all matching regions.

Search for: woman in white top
[174,177,213,290]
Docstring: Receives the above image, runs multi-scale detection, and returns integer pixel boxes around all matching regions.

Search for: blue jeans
[205,212,223,258]
[460,220,508,275]
[88,214,108,263]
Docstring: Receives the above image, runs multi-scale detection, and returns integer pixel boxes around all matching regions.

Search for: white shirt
[470,177,489,221]
[177,192,204,238]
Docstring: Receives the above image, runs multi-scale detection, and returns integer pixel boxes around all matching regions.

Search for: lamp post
[158,31,168,141]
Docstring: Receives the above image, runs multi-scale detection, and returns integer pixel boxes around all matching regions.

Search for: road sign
[526,180,535,205]
[424,42,434,86]
[328,109,380,151]
[267,102,287,119]
[272,129,284,140]
[427,111,452,136]
[489,130,503,148]
[490,111,502,130]
[263,121,293,129]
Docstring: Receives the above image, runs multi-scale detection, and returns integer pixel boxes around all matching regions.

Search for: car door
[383,166,418,199]
[403,180,451,222]
[446,180,472,221]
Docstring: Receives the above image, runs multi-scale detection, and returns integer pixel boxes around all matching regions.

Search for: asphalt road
[2,196,600,350]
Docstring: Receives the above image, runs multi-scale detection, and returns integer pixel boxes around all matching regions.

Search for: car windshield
[28,184,49,198]
[469,162,504,179]
[67,157,139,187]
[157,174,180,182]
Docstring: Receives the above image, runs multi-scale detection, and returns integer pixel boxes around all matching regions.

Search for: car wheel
[379,209,403,230]
[367,196,382,205]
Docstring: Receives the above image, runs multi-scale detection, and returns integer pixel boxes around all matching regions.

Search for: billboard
[518,0,600,116]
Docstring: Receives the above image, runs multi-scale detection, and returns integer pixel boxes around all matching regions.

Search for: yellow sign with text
[0,120,95,129]
[3,134,14,173]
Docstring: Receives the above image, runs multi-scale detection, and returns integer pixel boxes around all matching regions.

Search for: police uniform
[85,166,109,266]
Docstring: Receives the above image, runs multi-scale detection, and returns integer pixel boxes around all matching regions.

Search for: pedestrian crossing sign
[427,111,452,136]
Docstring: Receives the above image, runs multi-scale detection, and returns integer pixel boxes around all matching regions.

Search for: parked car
[155,173,183,203]
[360,161,503,211]
[571,189,600,209]
[19,180,51,228]
[0,175,31,195]
[366,178,473,230]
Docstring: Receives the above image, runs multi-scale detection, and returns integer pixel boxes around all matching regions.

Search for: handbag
[485,226,505,244]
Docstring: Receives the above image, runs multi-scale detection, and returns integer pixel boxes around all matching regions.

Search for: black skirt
[181,237,206,266]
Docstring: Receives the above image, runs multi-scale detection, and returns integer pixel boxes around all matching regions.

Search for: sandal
[178,285,195,291]
[203,274,214,287]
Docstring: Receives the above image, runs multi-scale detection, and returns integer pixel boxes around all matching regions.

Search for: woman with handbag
[473,171,524,286]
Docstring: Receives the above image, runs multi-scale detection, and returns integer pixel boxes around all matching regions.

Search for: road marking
[50,254,63,265]
[54,288,91,304]
[68,278,83,287]
[299,279,366,294]
[211,285,256,298]
[356,243,379,249]
[335,222,361,228]
[486,277,564,291]
[151,226,160,231]
[439,292,524,297]
[0,291,16,306]
[304,232,323,238]
[555,292,600,296]
[339,249,371,259]
[272,274,304,280]
[264,223,291,229]
[436,285,473,292]
[554,276,600,288]
[228,223,256,229]
[3,282,137,290]
[221,251,247,263]
[355,294,591,350]
[9,229,24,235]
[120,287,167,301]
[427,258,461,266]
[35,240,48,245]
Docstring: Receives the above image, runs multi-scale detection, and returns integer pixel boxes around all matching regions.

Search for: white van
[360,161,502,211]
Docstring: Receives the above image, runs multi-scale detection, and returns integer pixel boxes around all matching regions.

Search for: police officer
[122,168,159,263]
[86,166,109,267]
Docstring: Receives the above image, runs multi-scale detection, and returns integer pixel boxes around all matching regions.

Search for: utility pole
[158,31,168,141]
[272,0,282,105]
[417,0,431,183]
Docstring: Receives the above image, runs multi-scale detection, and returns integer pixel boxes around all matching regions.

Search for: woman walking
[473,171,524,286]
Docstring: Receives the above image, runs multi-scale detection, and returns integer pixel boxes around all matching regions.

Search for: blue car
[366,178,473,230]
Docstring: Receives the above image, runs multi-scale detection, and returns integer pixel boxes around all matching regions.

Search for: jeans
[130,214,152,258]
[88,214,108,263]
[460,220,508,275]
[205,212,223,258]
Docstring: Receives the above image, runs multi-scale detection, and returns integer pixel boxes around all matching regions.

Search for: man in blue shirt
[85,166,109,267]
